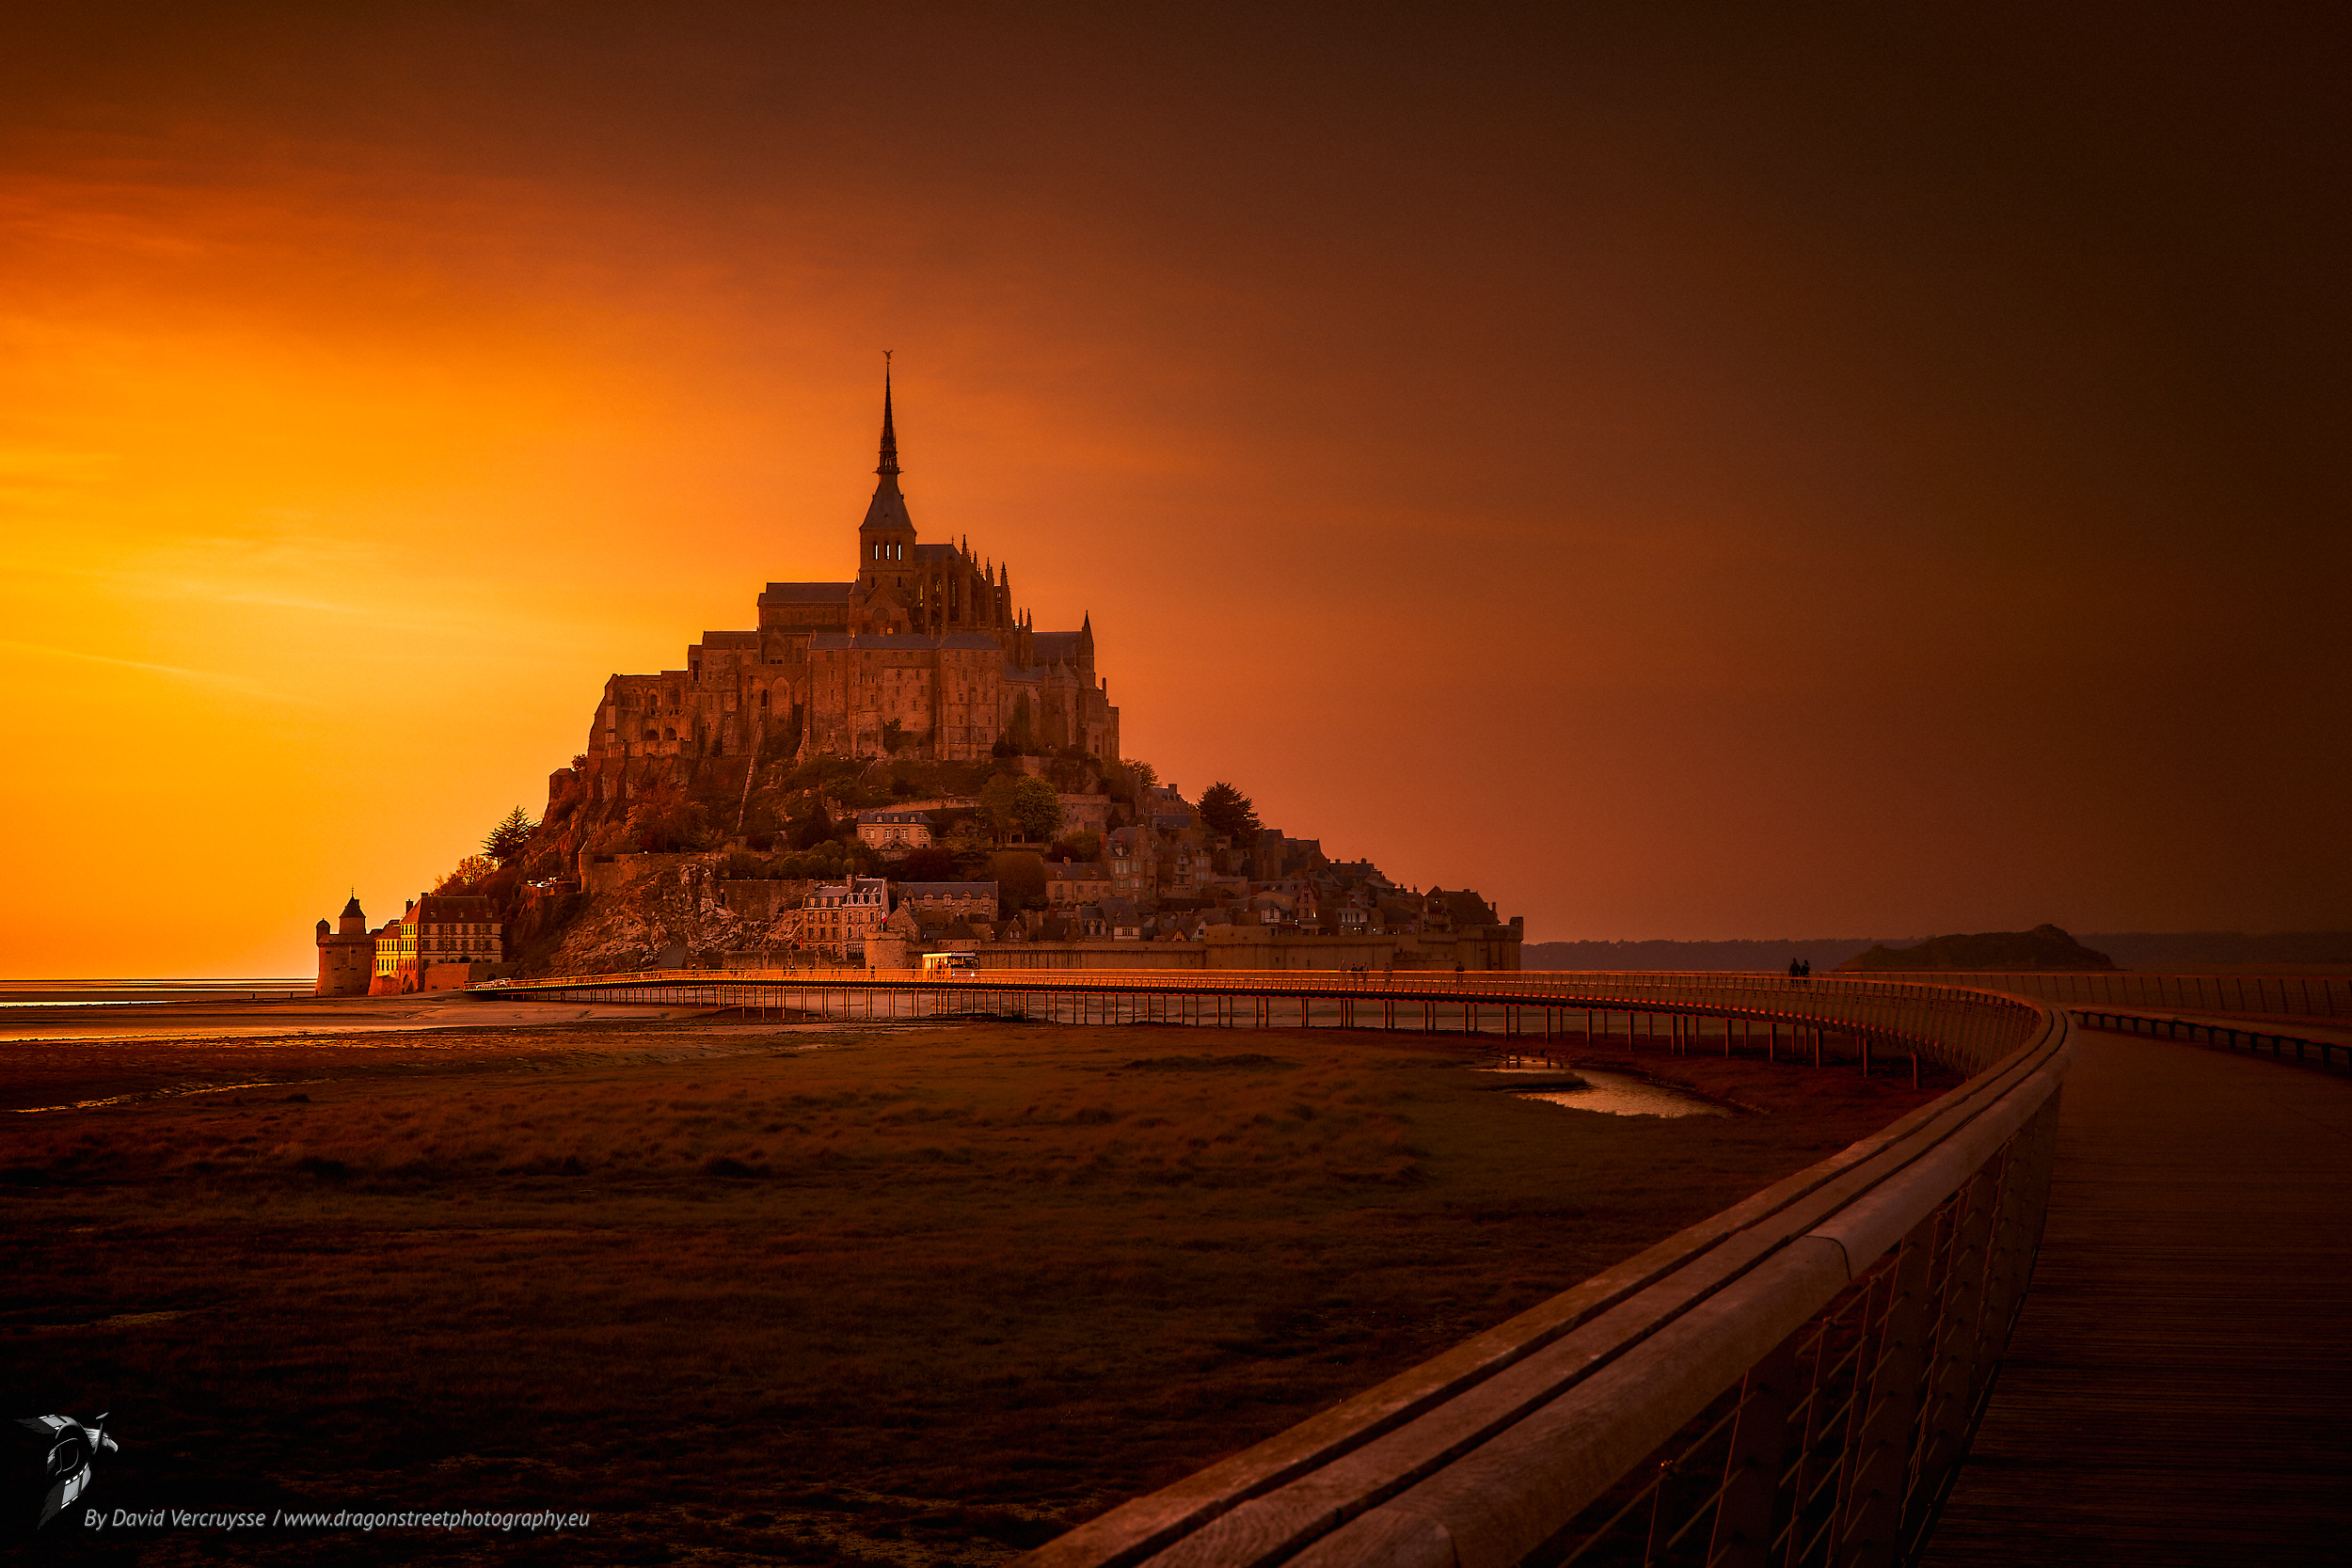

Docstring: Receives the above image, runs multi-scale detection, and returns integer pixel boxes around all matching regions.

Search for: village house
[1045,861,1112,907]
[1106,827,1152,896]
[856,808,934,853]
[366,894,503,993]
[895,880,998,924]
[801,876,888,959]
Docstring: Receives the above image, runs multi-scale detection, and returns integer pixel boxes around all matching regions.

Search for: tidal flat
[0,1018,1953,1566]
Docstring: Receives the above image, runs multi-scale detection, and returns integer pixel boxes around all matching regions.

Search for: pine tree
[1200,782,1260,841]
[484,806,538,865]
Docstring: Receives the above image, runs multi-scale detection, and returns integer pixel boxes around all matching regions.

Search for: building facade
[366,894,505,993]
[576,374,1120,774]
[857,809,935,852]
[795,877,889,960]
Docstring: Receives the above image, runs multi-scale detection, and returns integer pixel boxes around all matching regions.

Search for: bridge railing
[498,969,2040,1078]
[1847,969,2347,1020]
[956,982,2068,1568]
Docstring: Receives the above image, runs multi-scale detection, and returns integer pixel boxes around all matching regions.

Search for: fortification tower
[313,895,373,997]
[851,363,917,634]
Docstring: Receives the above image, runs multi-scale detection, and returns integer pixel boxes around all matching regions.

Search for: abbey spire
[859,358,914,539]
[876,359,899,478]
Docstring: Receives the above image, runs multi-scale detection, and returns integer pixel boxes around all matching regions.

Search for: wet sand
[0,991,728,1045]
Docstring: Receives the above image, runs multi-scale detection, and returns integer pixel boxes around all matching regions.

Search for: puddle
[1481,1067,1731,1118]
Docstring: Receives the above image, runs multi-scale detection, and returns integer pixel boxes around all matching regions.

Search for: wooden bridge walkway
[1923,1022,2352,1563]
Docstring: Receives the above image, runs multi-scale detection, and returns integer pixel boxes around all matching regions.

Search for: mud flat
[0,1018,1951,1566]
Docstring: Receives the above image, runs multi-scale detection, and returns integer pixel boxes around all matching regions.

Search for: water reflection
[1480,1067,1731,1118]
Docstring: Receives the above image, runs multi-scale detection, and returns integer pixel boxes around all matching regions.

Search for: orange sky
[4,4,2346,975]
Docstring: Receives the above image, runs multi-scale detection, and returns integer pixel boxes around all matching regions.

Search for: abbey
[583,376,1120,768]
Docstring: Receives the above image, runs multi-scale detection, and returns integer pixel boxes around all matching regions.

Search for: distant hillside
[1838,925,2114,973]
[1523,930,2352,973]
[2074,931,2352,969]
[1521,938,1897,973]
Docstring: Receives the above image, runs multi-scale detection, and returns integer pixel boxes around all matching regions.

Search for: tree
[1049,830,1102,863]
[484,806,538,865]
[437,855,498,893]
[1200,782,1260,842]
[1110,759,1158,802]
[791,799,837,851]
[1009,775,1062,842]
[989,850,1048,914]
[977,772,1023,844]
[897,846,961,882]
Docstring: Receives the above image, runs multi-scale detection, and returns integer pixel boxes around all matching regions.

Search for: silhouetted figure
[1788,958,1812,980]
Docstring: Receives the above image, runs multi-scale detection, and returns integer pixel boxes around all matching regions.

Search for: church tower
[852,363,916,634]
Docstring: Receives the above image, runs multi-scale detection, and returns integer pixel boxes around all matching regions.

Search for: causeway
[1924,1022,2352,1562]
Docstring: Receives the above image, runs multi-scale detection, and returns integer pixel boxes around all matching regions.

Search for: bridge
[486,967,2351,1561]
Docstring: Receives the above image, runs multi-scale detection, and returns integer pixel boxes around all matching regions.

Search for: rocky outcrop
[521,858,794,976]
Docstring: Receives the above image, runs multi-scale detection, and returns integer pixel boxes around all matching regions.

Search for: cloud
[0,638,321,705]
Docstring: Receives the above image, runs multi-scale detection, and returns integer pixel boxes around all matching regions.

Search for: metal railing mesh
[1529,1097,2058,1568]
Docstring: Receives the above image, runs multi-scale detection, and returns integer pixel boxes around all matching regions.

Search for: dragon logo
[14,1413,116,1531]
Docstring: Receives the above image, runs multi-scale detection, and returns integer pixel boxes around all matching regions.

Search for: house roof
[897,881,998,897]
[1436,889,1499,924]
[858,809,934,824]
[758,581,854,603]
[413,895,497,922]
[1049,862,1110,879]
[1034,631,1085,662]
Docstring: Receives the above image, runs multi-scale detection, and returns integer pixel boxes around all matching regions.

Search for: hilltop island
[1836,924,2117,973]
[316,381,1520,994]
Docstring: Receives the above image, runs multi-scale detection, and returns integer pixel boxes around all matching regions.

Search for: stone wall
[862,928,1521,973]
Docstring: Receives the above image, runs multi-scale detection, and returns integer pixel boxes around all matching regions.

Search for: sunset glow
[3,6,2344,974]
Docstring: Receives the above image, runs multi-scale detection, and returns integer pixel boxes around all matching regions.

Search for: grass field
[0,1017,1955,1565]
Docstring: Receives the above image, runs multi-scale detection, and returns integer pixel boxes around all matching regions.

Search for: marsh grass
[0,1022,1952,1565]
